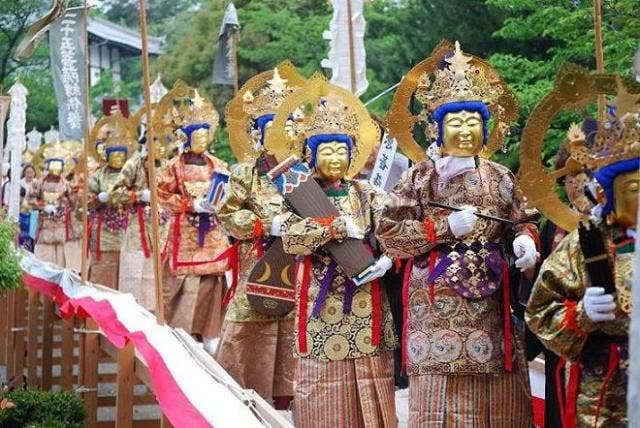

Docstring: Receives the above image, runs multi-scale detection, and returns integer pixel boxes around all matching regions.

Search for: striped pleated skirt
[293,351,397,428]
[408,371,533,428]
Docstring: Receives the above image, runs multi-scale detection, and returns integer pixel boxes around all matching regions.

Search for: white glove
[270,215,283,237]
[583,287,616,322]
[139,189,151,203]
[193,197,214,214]
[447,206,477,237]
[342,216,364,240]
[43,204,57,215]
[513,234,539,271]
[98,192,109,203]
[352,256,394,286]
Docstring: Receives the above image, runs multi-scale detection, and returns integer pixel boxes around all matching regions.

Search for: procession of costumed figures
[1,1,639,428]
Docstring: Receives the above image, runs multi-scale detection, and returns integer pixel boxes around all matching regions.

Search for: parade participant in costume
[155,82,230,343]
[87,112,139,289]
[265,75,398,427]
[524,69,640,427]
[378,41,537,427]
[111,112,170,311]
[215,63,305,407]
[61,140,88,261]
[27,141,81,270]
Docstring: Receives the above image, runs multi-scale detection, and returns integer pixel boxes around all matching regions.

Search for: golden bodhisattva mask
[315,141,350,182]
[190,129,211,155]
[612,170,640,228]
[107,151,126,169]
[47,160,63,177]
[442,110,484,157]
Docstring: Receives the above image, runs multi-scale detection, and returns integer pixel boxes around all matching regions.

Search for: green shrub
[0,389,85,428]
[0,219,23,293]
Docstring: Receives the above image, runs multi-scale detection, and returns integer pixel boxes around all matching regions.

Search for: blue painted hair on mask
[105,146,128,156]
[253,114,275,146]
[179,122,211,147]
[306,134,354,168]
[594,157,640,215]
[45,158,65,169]
[432,101,491,147]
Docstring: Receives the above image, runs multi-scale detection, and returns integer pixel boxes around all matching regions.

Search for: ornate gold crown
[152,81,220,149]
[32,141,75,176]
[89,111,138,163]
[265,74,379,178]
[226,61,306,162]
[386,40,518,163]
[415,41,503,111]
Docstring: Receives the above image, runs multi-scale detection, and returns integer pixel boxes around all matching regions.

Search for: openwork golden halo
[519,64,640,232]
[385,40,518,163]
[32,141,75,177]
[226,60,306,163]
[89,111,138,163]
[151,80,219,151]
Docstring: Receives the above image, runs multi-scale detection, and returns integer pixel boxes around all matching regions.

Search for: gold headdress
[32,141,75,177]
[519,64,640,231]
[129,104,173,160]
[151,80,219,150]
[89,111,138,163]
[22,150,35,165]
[386,40,518,162]
[226,61,306,162]
[265,74,379,178]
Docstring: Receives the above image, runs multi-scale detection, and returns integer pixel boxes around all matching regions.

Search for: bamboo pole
[346,0,357,94]
[231,28,239,95]
[593,0,606,121]
[139,0,165,325]
[80,0,90,283]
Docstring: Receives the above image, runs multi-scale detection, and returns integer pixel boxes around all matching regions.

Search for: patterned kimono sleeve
[216,163,262,240]
[61,179,74,210]
[110,155,139,206]
[376,166,445,258]
[526,230,598,361]
[281,213,349,256]
[27,179,44,210]
[157,160,191,214]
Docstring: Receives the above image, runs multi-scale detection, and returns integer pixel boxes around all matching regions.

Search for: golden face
[315,141,350,182]
[190,129,211,155]
[442,110,484,157]
[153,141,167,160]
[107,151,126,169]
[613,170,640,228]
[47,160,63,177]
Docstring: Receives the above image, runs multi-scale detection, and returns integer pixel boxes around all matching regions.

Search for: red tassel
[564,363,581,428]
[560,300,587,336]
[65,209,71,241]
[297,256,311,354]
[252,218,264,258]
[137,206,151,258]
[394,258,402,274]
[221,243,240,306]
[401,258,413,374]
[95,213,103,262]
[371,278,381,346]
[594,343,619,428]
[501,259,513,372]
[555,358,567,425]
[85,218,93,258]
[171,213,182,271]
[428,251,437,304]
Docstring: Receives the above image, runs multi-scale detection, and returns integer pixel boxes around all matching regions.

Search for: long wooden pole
[80,0,90,283]
[139,0,165,325]
[594,0,606,121]
[231,28,239,95]
[346,0,357,94]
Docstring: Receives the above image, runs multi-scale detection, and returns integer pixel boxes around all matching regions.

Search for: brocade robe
[282,179,396,361]
[88,166,129,254]
[377,158,535,375]
[157,153,229,276]
[526,227,632,427]
[27,175,75,244]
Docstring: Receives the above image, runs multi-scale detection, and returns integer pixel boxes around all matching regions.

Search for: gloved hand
[352,256,394,286]
[341,216,364,240]
[583,287,616,322]
[513,234,539,271]
[138,189,151,203]
[98,192,109,203]
[447,206,477,238]
[193,197,214,214]
[43,204,57,215]
[270,215,283,237]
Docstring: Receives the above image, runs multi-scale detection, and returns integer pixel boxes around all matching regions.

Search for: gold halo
[151,80,220,151]
[226,60,306,163]
[385,40,519,163]
[32,141,75,177]
[130,104,174,160]
[89,111,138,163]
[265,74,379,178]
[519,64,640,232]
